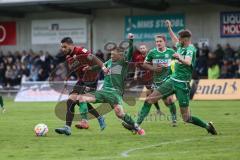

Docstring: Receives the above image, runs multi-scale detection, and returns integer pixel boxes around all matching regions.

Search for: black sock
[0,96,3,108]
[154,102,160,111]
[87,103,100,118]
[66,99,76,127]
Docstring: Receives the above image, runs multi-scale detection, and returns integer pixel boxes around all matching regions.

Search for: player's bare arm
[165,20,179,45]
[87,54,108,73]
[173,53,192,66]
[125,33,134,61]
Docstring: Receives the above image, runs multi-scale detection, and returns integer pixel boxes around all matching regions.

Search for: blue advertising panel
[220,11,240,38]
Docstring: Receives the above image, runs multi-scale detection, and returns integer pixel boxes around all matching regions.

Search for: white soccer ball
[34,123,48,136]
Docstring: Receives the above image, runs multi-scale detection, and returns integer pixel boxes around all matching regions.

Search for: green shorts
[157,78,190,107]
[151,81,165,90]
[152,80,169,101]
[91,88,123,107]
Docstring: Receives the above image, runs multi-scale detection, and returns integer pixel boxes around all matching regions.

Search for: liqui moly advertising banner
[220,12,240,38]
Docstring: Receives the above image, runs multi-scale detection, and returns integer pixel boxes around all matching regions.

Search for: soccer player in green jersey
[133,44,165,115]
[76,33,145,135]
[135,34,177,127]
[141,20,217,135]
[0,95,5,113]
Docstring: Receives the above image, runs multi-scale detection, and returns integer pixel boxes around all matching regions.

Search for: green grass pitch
[0,98,240,160]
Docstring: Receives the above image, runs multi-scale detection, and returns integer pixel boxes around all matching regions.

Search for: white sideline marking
[121,137,214,157]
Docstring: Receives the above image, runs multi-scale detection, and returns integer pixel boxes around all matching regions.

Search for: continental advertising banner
[193,79,240,100]
[220,12,240,38]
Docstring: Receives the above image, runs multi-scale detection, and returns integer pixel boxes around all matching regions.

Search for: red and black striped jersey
[66,46,99,82]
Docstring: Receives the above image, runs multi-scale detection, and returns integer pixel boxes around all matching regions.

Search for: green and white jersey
[171,42,196,82]
[102,39,133,95]
[145,47,175,83]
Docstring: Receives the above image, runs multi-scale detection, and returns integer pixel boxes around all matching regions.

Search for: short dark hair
[112,47,124,54]
[155,34,167,42]
[178,29,192,38]
[61,37,73,44]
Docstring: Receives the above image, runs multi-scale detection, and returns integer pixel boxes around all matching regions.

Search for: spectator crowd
[0,49,64,88]
[0,43,240,88]
[194,43,240,79]
[0,49,106,89]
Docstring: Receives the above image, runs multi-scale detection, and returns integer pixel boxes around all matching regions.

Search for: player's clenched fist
[128,33,134,39]
[102,66,110,75]
[165,20,172,28]
[173,53,181,60]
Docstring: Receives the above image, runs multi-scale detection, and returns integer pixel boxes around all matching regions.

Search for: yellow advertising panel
[193,79,240,100]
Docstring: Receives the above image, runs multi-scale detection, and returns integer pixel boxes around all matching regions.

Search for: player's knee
[69,94,78,101]
[115,111,124,118]
[79,99,84,103]
[146,99,152,104]
[146,90,152,96]
[77,95,85,103]
[183,117,191,123]
[114,106,124,118]
[163,100,170,106]
[146,97,154,104]
[181,113,190,122]
[164,97,174,106]
[115,113,123,119]
[164,100,172,106]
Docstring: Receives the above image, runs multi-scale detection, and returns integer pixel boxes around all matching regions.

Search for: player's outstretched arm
[85,60,110,73]
[126,33,134,61]
[90,55,104,68]
[88,54,108,73]
[165,20,179,46]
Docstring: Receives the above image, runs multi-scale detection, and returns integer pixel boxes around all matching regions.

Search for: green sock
[79,102,88,120]
[189,115,208,129]
[123,114,136,126]
[137,102,152,125]
[0,96,3,108]
[167,103,177,121]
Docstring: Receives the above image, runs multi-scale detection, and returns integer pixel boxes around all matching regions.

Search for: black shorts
[70,80,97,95]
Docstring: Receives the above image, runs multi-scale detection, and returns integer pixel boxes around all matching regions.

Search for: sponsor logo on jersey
[165,54,169,58]
[153,59,171,66]
[109,65,122,75]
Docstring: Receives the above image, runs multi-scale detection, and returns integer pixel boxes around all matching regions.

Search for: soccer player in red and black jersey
[133,44,164,115]
[55,37,108,136]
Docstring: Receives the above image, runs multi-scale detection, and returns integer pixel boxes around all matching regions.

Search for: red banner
[0,21,16,45]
